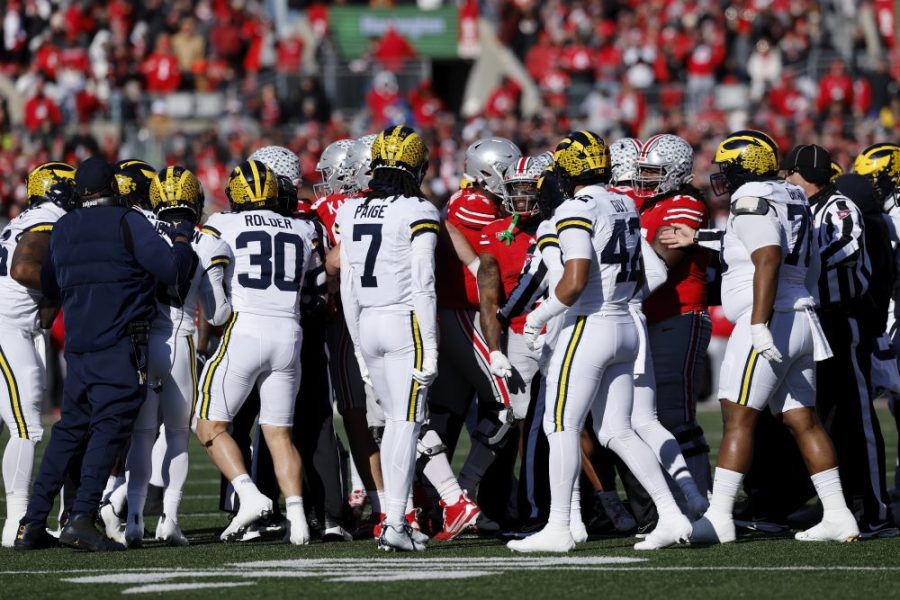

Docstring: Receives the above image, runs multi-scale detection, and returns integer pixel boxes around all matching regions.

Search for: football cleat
[507,523,575,553]
[372,512,387,539]
[99,502,126,545]
[858,521,900,540]
[285,514,311,546]
[597,491,637,533]
[690,511,736,544]
[59,513,126,552]
[13,521,58,551]
[796,511,860,542]
[322,522,353,542]
[220,494,273,542]
[633,514,692,550]
[155,515,189,546]
[434,493,481,542]
[377,523,427,552]
[570,518,589,544]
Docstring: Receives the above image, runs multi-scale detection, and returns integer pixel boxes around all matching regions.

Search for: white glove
[489,350,512,378]
[412,355,438,386]
[750,323,782,363]
[523,320,543,352]
[354,348,373,387]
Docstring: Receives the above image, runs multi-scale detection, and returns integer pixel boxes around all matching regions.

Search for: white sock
[350,459,365,492]
[102,475,118,501]
[286,496,305,521]
[161,427,190,519]
[406,491,415,513]
[108,476,128,515]
[570,476,582,524]
[3,437,36,499]
[606,429,680,518]
[5,494,28,526]
[149,430,167,488]
[708,467,743,517]
[377,490,387,515]
[422,452,463,504]
[547,430,580,528]
[458,440,496,497]
[380,419,420,527]
[231,474,262,503]
[811,467,850,516]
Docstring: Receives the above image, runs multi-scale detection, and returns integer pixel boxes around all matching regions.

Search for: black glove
[167,219,196,244]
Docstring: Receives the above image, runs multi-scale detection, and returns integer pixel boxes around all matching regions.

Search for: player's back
[555,185,642,316]
[721,180,818,322]
[337,194,440,310]
[0,202,66,330]
[205,209,314,319]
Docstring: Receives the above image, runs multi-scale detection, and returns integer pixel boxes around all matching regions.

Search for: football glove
[412,355,438,387]
[167,219,196,243]
[750,323,782,363]
[489,350,512,378]
[354,348,373,387]
[523,320,543,352]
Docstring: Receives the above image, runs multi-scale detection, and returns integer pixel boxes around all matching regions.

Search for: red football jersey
[639,193,709,323]
[478,216,539,333]
[436,188,502,310]
[312,192,351,246]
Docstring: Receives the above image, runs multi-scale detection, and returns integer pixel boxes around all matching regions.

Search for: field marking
[121,582,254,594]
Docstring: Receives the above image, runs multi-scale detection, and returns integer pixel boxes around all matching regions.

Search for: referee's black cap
[74,156,115,198]
[781,144,832,185]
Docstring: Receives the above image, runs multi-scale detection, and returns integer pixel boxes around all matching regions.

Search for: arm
[39,244,60,302]
[659,223,724,252]
[38,297,60,329]
[749,245,781,325]
[10,231,51,291]
[526,219,593,328]
[198,265,232,326]
[445,220,480,276]
[641,237,668,294]
[122,211,197,286]
[477,253,505,352]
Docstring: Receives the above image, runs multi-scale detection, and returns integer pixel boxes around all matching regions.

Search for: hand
[354,349,373,387]
[523,320,543,352]
[412,355,438,386]
[750,323,782,363]
[489,350,512,378]
[168,219,196,243]
[658,223,696,248]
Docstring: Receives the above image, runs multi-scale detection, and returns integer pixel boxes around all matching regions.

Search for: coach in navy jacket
[16,156,197,551]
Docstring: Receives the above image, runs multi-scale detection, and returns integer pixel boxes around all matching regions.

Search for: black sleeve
[121,211,198,285]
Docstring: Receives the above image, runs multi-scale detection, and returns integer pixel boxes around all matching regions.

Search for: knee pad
[416,429,447,458]
[471,407,514,449]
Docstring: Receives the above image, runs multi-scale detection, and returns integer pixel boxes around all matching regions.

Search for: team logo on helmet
[830,161,844,183]
[114,159,156,209]
[853,143,900,202]
[710,130,779,196]
[553,130,610,184]
[226,159,278,211]
[150,166,205,220]
[371,125,429,182]
[26,162,76,209]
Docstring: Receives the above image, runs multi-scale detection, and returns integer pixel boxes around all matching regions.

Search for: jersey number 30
[236,231,304,291]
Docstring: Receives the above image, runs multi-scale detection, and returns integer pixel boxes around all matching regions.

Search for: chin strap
[498,212,520,246]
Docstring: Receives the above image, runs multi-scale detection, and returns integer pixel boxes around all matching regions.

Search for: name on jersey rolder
[243,214,294,229]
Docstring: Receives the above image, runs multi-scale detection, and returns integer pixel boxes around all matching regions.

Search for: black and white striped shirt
[810,186,871,307]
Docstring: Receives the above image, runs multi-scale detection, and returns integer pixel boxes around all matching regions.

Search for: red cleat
[434,493,481,541]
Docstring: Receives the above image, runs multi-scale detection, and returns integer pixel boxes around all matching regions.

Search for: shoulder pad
[730,196,770,216]
[732,181,774,200]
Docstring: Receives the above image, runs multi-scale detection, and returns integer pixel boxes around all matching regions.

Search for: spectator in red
[539,66,570,110]
[816,59,853,114]
[616,78,646,136]
[685,23,725,111]
[193,51,234,92]
[23,79,62,134]
[277,34,304,74]
[769,71,809,120]
[366,71,403,128]
[408,81,444,128]
[210,12,243,66]
[484,76,521,119]
[374,27,417,72]
[34,40,61,80]
[524,32,560,82]
[141,34,181,94]
[560,35,594,84]
[256,83,282,129]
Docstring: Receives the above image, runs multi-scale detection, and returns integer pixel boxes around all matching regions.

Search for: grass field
[1,406,898,599]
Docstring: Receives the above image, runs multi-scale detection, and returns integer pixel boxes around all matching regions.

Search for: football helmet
[249,145,302,216]
[553,130,611,189]
[114,159,157,209]
[709,130,779,196]
[150,165,205,222]
[609,138,643,185]
[226,159,278,212]
[314,139,354,199]
[830,161,844,183]
[536,164,570,220]
[464,137,521,197]
[501,152,554,216]
[636,134,694,197]
[345,134,378,193]
[26,161,77,211]
[853,143,900,206]
[371,125,429,184]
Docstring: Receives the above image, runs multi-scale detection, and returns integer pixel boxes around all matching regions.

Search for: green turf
[0,406,898,599]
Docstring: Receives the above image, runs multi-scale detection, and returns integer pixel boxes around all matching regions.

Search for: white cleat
[99,502,126,545]
[156,515,189,546]
[795,511,859,543]
[220,494,273,542]
[285,514,311,545]
[634,513,692,550]
[377,523,427,552]
[570,518,589,544]
[689,511,736,545]
[685,492,711,521]
[125,516,144,548]
[597,491,637,533]
[507,523,575,553]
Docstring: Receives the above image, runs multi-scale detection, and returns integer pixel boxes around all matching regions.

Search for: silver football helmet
[249,145,301,185]
[501,152,554,215]
[314,139,354,199]
[464,137,522,197]
[609,138,643,185]
[636,134,694,197]
[345,134,378,193]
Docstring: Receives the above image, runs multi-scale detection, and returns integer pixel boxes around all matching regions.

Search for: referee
[782,145,897,538]
[15,157,197,551]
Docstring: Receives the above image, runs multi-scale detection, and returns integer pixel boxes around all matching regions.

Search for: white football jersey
[720,180,819,322]
[203,210,318,319]
[335,195,440,310]
[553,184,642,316]
[149,216,233,337]
[0,202,67,330]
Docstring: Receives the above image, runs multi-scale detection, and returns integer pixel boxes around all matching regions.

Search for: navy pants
[25,338,146,523]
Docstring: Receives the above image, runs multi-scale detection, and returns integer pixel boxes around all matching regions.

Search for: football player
[0,162,76,546]
[335,125,439,551]
[507,131,691,553]
[195,159,321,545]
[114,159,157,216]
[662,130,859,544]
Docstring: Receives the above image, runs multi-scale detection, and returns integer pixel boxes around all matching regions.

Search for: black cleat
[59,513,127,552]
[14,521,59,551]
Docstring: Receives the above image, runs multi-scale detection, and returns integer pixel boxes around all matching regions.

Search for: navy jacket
[41,206,197,353]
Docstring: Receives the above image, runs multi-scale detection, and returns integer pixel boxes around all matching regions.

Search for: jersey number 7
[0,245,7,277]
[353,224,382,288]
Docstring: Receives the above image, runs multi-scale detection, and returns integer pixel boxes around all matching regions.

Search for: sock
[570,476,582,524]
[811,467,850,516]
[3,437,36,499]
[102,475,118,502]
[406,491,415,514]
[161,427,190,519]
[606,428,681,518]
[547,430,580,528]
[377,491,387,515]
[149,430,167,488]
[458,440,496,497]
[380,420,420,527]
[350,459,365,492]
[126,427,156,528]
[422,452,463,504]
[108,477,128,515]
[231,474,262,503]
[633,417,700,496]
[286,496,305,521]
[708,467,743,517]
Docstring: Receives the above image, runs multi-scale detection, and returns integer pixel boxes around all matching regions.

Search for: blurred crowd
[1,0,899,225]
